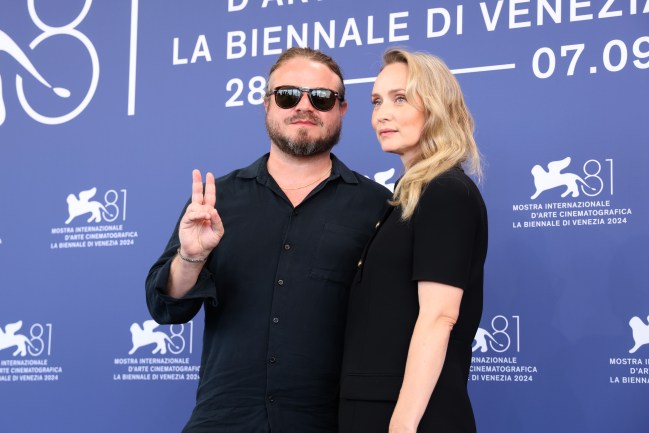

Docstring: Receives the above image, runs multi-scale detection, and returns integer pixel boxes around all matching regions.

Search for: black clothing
[339,168,488,433]
[146,154,390,433]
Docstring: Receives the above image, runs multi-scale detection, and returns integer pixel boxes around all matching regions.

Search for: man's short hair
[266,47,345,98]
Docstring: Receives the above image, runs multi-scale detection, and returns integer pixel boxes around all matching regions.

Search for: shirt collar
[236,152,359,185]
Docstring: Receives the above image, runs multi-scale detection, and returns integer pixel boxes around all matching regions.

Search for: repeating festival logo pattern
[609,314,649,385]
[470,314,539,383]
[0,320,62,382]
[50,185,138,250]
[112,320,200,382]
[512,157,632,229]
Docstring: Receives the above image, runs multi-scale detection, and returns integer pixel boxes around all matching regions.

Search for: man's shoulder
[332,155,392,199]
[214,154,268,184]
[348,171,392,198]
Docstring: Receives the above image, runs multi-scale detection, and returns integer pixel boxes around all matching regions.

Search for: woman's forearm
[389,313,454,433]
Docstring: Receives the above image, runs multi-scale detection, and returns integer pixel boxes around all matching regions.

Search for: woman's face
[371,62,426,165]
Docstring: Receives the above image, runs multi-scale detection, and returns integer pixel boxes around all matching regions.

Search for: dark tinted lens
[308,89,337,111]
[275,88,302,109]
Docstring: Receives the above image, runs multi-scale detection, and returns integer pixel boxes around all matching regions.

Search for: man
[145,47,390,433]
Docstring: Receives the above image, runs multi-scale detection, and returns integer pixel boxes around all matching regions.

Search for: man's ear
[339,100,348,116]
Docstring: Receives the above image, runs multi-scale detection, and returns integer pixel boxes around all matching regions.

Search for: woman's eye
[372,99,382,106]
[395,95,407,104]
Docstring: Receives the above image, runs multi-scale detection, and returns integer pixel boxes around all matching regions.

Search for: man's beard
[265,113,342,157]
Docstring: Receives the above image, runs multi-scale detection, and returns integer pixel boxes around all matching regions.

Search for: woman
[339,48,488,433]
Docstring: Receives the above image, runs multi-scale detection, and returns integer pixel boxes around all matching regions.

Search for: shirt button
[357,259,363,268]
[272,317,279,324]
[284,244,291,250]
[277,279,284,286]
[268,395,275,403]
[269,356,277,364]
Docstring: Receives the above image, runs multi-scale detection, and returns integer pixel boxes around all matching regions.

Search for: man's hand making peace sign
[177,169,224,262]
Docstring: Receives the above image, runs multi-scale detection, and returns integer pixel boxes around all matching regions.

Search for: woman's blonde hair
[382,48,482,220]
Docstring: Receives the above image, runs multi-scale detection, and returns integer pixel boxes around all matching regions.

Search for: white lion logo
[0,320,34,357]
[472,327,505,353]
[629,315,649,354]
[374,168,396,192]
[65,187,113,224]
[530,157,595,200]
[128,320,179,355]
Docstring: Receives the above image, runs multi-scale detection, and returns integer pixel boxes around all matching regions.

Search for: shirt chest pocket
[309,223,368,284]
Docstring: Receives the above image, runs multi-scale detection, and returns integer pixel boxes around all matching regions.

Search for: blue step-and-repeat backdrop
[1,1,648,432]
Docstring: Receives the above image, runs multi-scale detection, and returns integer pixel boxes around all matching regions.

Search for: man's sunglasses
[267,86,344,112]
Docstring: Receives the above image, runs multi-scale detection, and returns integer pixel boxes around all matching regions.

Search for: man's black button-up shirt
[146,154,390,433]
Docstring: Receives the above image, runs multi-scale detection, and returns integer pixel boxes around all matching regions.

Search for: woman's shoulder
[414,167,487,225]
[424,167,479,199]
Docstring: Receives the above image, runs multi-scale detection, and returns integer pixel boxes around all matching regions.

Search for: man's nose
[295,90,314,111]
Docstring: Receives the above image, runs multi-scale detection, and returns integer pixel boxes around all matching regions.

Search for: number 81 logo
[473,315,521,353]
[1,0,99,126]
